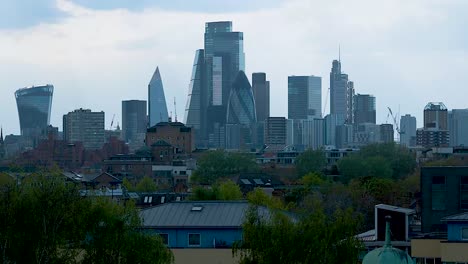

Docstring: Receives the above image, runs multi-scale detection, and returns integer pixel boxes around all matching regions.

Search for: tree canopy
[190,180,243,201]
[0,172,173,264]
[337,143,416,182]
[295,149,327,177]
[191,150,259,184]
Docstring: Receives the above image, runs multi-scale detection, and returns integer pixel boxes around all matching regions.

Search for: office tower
[380,124,394,143]
[400,114,417,147]
[416,102,450,148]
[148,67,169,127]
[122,100,147,151]
[449,109,468,147]
[252,72,270,123]
[324,114,346,147]
[15,85,54,143]
[184,49,205,142]
[335,123,354,148]
[264,117,287,148]
[286,119,294,147]
[288,75,322,120]
[0,128,5,160]
[184,21,245,148]
[330,60,354,123]
[226,71,257,149]
[424,102,448,130]
[63,109,105,149]
[301,118,325,150]
[354,94,376,124]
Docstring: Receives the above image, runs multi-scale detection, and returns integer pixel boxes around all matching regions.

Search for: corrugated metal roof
[442,212,468,221]
[375,204,415,215]
[140,201,270,228]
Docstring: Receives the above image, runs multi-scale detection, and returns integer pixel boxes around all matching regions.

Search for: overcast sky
[1,0,467,136]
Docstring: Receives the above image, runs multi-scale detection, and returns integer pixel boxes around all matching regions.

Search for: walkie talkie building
[15,85,54,138]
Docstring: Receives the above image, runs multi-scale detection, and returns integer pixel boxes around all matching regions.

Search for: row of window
[158,233,201,247]
[431,176,468,211]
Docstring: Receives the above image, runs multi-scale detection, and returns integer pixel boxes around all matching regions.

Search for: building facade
[148,67,169,127]
[145,121,194,155]
[354,94,376,124]
[264,117,287,149]
[449,109,468,147]
[288,75,322,120]
[15,85,54,145]
[330,60,354,124]
[417,102,450,148]
[400,114,417,147]
[122,100,147,151]
[63,109,105,150]
[252,72,270,123]
[184,49,205,145]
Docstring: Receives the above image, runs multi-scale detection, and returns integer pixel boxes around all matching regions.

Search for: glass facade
[148,67,169,127]
[330,60,353,123]
[354,94,376,124]
[15,85,54,137]
[184,49,204,131]
[288,76,321,120]
[122,100,147,150]
[252,72,270,123]
[226,71,256,126]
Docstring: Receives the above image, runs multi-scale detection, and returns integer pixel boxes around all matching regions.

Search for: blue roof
[442,212,468,222]
[139,201,271,229]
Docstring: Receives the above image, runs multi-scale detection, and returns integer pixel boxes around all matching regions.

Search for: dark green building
[421,166,468,233]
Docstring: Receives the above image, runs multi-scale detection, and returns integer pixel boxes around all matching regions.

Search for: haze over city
[1,0,467,136]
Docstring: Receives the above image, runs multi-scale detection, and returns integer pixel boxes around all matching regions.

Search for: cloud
[0,0,467,136]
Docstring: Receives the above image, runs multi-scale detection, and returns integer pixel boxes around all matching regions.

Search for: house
[139,201,271,264]
[412,212,468,263]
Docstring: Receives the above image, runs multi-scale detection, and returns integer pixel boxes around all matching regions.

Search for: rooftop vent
[191,205,203,212]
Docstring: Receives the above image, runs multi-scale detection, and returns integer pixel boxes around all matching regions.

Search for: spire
[384,216,392,247]
[0,127,3,142]
[338,44,341,63]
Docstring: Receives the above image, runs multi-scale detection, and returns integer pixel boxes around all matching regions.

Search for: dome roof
[362,216,414,264]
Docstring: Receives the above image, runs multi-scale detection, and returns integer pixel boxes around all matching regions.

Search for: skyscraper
[184,49,205,138]
[226,71,257,149]
[252,72,270,123]
[416,102,450,148]
[15,85,54,140]
[330,60,354,123]
[122,100,147,151]
[148,67,169,127]
[400,114,417,147]
[354,94,376,124]
[63,109,105,150]
[449,109,468,147]
[288,75,322,120]
[264,117,287,148]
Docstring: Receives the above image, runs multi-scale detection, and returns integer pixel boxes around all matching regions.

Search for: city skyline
[1,0,468,135]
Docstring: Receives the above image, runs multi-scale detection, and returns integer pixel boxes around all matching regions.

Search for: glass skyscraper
[330,60,354,123]
[252,72,270,123]
[354,94,376,124]
[148,67,169,127]
[122,100,147,151]
[15,85,54,138]
[288,75,322,120]
[184,21,245,148]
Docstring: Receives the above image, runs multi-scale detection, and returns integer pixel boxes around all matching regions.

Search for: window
[188,233,201,246]
[462,227,468,240]
[159,233,169,245]
[432,176,446,211]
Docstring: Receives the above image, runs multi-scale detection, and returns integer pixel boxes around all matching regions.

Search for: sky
[1,0,467,136]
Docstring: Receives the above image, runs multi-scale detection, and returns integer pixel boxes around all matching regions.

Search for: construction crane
[110,114,116,130]
[387,107,404,142]
[173,97,178,122]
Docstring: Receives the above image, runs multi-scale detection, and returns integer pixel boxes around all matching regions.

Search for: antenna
[339,44,341,63]
[174,97,177,122]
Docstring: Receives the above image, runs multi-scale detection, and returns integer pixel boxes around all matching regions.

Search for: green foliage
[337,143,416,182]
[135,176,158,192]
[246,188,285,209]
[122,177,134,191]
[233,206,363,264]
[190,180,243,201]
[191,150,259,184]
[295,149,327,177]
[0,173,173,264]
[301,172,327,187]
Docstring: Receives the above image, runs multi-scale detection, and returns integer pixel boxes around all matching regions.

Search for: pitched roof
[442,212,468,222]
[139,201,271,229]
[375,204,415,215]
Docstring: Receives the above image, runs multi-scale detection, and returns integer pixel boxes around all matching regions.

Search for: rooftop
[140,201,271,229]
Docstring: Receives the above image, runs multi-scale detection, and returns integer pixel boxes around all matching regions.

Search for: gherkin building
[226,70,256,126]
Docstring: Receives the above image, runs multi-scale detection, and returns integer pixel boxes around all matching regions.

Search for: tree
[246,188,285,209]
[233,206,362,264]
[191,150,259,184]
[135,176,158,192]
[190,180,243,201]
[0,172,173,264]
[122,177,134,191]
[295,149,326,177]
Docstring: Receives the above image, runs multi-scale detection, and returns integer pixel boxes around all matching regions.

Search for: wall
[172,248,239,264]
[148,228,242,248]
